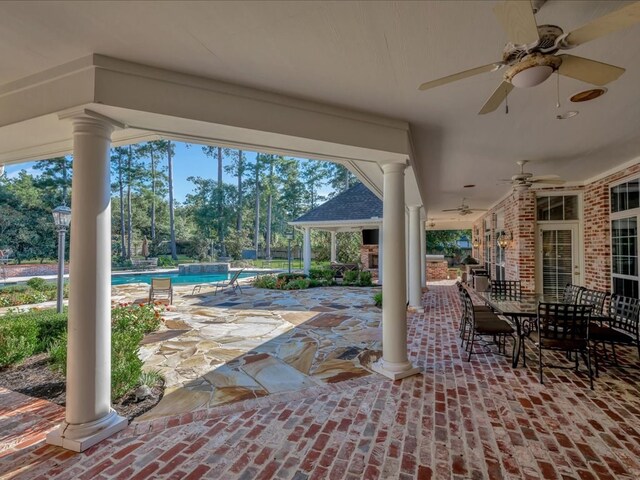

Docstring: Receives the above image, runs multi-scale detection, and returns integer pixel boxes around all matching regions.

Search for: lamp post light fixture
[52,205,71,313]
[285,231,295,274]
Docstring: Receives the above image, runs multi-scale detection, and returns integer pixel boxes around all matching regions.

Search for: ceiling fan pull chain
[556,70,561,108]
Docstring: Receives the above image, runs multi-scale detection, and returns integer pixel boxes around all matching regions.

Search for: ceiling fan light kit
[556,110,579,120]
[417,0,640,114]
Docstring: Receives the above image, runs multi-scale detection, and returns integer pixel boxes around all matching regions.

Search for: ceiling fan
[418,0,640,114]
[501,160,566,191]
[443,198,488,216]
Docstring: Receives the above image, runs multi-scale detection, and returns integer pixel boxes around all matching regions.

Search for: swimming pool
[111,271,256,286]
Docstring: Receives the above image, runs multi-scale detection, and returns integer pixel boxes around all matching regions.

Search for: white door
[537,224,581,297]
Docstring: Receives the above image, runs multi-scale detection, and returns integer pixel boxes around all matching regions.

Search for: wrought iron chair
[590,295,640,375]
[529,303,593,389]
[456,282,493,345]
[562,284,585,304]
[463,289,514,361]
[579,289,610,316]
[491,280,522,299]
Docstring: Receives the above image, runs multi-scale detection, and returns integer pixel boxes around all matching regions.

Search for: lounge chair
[149,277,173,304]
[192,268,245,295]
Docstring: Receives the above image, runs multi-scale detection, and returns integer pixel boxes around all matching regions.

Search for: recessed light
[463,184,476,188]
[556,111,579,120]
[570,88,607,103]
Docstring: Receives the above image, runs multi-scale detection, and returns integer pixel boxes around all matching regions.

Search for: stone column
[330,231,337,263]
[372,162,420,380]
[420,218,427,289]
[408,205,424,312]
[47,113,127,452]
[303,226,311,274]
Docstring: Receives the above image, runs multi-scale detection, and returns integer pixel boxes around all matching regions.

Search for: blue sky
[3,142,318,203]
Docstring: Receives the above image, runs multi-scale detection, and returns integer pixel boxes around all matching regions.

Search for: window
[537,195,579,221]
[484,219,491,275]
[611,178,640,298]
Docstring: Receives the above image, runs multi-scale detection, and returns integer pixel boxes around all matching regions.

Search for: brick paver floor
[2,283,640,479]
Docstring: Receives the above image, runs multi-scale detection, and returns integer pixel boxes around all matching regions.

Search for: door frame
[536,222,583,293]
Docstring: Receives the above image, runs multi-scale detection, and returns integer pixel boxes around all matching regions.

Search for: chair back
[229,268,245,283]
[537,303,592,345]
[151,277,172,290]
[562,284,585,304]
[491,280,521,299]
[608,295,640,336]
[578,289,610,316]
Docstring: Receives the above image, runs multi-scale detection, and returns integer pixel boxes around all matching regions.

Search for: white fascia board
[288,219,382,229]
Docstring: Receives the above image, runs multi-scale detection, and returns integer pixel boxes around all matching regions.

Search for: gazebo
[289,182,426,287]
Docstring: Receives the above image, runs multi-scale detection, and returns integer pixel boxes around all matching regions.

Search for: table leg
[511,315,523,368]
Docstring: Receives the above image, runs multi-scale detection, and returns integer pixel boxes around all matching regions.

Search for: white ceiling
[1,0,640,224]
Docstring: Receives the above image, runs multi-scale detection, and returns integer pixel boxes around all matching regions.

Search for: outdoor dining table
[475,291,563,368]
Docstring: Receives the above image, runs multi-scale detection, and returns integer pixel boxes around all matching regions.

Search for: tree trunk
[217,147,225,256]
[127,145,133,259]
[266,160,273,259]
[118,154,126,260]
[61,158,68,205]
[254,156,260,258]
[168,142,177,260]
[236,150,243,233]
[150,148,156,241]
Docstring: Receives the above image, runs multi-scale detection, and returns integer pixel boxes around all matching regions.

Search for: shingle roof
[293,182,382,223]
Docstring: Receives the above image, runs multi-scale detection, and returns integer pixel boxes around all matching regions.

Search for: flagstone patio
[3,282,640,479]
[113,282,383,421]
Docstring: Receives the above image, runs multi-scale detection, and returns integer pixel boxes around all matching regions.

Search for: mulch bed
[0,353,164,421]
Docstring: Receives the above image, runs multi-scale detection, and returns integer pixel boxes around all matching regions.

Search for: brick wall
[426,260,449,281]
[1,263,69,279]
[473,161,640,294]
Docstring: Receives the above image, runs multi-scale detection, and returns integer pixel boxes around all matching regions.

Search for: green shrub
[0,284,29,294]
[26,277,49,291]
[254,275,278,289]
[139,370,164,388]
[49,332,67,374]
[358,271,373,287]
[343,270,360,285]
[284,278,311,290]
[0,309,67,367]
[277,273,308,282]
[373,292,383,308]
[111,328,144,400]
[309,268,334,282]
[157,255,177,267]
[112,303,162,335]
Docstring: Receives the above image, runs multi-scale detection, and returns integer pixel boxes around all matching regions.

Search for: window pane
[613,278,639,298]
[611,185,619,213]
[537,197,549,221]
[629,180,640,210]
[564,196,578,220]
[549,196,564,221]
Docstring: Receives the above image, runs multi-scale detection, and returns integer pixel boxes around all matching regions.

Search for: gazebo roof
[290,183,382,229]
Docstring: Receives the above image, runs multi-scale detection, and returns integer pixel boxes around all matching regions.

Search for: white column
[372,162,419,381]
[47,114,127,452]
[303,227,311,274]
[405,211,410,303]
[377,227,383,284]
[330,231,337,263]
[408,205,424,312]
[420,218,427,289]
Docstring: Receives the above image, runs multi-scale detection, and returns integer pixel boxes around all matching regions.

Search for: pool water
[111,271,255,286]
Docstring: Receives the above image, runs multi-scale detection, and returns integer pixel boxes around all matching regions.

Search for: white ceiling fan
[501,160,566,191]
[418,0,640,114]
[443,198,488,216]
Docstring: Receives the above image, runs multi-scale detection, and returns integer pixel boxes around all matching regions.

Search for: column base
[371,359,420,381]
[408,305,425,313]
[47,409,127,452]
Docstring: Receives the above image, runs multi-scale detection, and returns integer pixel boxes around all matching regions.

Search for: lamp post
[285,231,294,274]
[52,206,71,313]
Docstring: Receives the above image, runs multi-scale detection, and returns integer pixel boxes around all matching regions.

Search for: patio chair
[191,268,245,295]
[578,289,610,316]
[590,295,640,375]
[529,302,593,389]
[491,280,522,299]
[149,277,173,304]
[562,284,585,304]
[456,282,493,343]
[462,288,514,361]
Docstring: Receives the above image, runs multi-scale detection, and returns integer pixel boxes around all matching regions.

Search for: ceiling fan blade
[493,0,540,45]
[442,208,462,212]
[418,63,501,91]
[530,178,566,185]
[479,81,514,115]
[563,1,640,48]
[559,55,625,86]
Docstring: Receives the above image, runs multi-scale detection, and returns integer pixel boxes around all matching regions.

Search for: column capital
[407,204,423,212]
[380,161,407,174]
[58,108,123,138]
